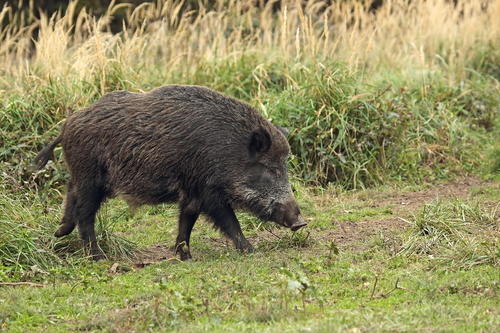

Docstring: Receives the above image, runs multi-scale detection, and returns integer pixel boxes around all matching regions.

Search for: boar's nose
[280,196,307,231]
[290,216,307,231]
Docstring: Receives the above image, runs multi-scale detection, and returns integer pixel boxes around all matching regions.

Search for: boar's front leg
[175,199,200,261]
[209,205,254,253]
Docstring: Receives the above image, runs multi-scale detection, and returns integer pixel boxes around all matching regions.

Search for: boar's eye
[247,163,274,186]
[269,167,282,178]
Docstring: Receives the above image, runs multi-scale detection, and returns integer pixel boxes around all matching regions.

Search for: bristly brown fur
[35,85,305,260]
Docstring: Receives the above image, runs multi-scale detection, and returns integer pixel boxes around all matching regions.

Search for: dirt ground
[326,177,488,249]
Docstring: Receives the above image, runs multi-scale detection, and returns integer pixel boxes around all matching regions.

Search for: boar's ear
[249,128,271,154]
[275,125,289,138]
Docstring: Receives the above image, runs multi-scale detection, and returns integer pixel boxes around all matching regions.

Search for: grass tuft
[0,186,136,281]
[398,199,499,269]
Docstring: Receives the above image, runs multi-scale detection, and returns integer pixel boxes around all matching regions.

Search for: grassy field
[1,0,499,331]
[1,180,499,331]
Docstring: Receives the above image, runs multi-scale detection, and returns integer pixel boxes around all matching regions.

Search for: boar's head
[232,126,307,231]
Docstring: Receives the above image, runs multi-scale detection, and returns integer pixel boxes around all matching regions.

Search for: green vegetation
[0,0,499,331]
[1,184,499,332]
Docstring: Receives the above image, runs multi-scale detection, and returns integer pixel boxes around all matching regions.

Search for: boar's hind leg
[209,205,254,253]
[175,199,200,261]
[74,184,106,261]
[54,180,77,237]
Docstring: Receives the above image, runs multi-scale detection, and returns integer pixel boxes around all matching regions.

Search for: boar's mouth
[290,218,307,231]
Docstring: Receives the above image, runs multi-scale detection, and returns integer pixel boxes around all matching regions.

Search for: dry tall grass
[0,0,498,94]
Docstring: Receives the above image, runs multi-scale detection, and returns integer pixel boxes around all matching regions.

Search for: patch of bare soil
[383,177,484,213]
[130,244,178,268]
[326,177,489,251]
[327,217,406,251]
[106,244,177,275]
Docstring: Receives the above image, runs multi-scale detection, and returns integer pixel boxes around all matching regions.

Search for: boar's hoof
[179,251,192,261]
[176,243,192,261]
[290,221,307,231]
[85,247,106,261]
[237,242,255,254]
[92,252,106,261]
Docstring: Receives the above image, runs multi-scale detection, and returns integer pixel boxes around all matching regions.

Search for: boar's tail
[32,134,63,171]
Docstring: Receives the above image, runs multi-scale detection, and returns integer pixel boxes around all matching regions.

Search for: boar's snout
[272,196,307,231]
[290,215,307,231]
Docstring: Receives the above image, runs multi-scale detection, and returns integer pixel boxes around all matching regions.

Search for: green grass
[3,256,498,332]
[1,57,498,192]
[1,183,499,332]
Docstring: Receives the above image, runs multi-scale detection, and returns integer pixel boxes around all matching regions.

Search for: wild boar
[34,85,307,260]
